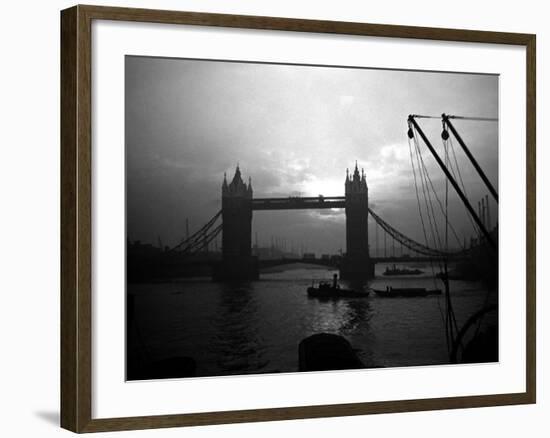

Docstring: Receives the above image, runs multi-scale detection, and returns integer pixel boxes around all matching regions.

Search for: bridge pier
[215,166,259,281]
[341,163,375,281]
[340,255,375,281]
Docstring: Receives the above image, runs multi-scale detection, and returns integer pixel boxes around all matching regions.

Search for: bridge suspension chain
[181,224,223,256]
[368,207,457,258]
[169,205,466,258]
[168,210,222,253]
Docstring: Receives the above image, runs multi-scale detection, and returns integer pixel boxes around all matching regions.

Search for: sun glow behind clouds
[361,143,416,199]
[301,176,345,197]
[126,56,498,249]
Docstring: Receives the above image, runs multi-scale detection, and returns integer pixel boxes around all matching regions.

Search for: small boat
[383,264,423,276]
[372,286,442,297]
[307,274,369,299]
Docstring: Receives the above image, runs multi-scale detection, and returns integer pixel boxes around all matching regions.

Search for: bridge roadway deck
[252,196,346,210]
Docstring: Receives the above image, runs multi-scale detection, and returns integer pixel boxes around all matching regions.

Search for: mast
[442,114,498,203]
[408,115,496,249]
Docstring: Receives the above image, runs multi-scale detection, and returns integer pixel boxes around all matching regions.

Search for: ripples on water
[127,263,497,379]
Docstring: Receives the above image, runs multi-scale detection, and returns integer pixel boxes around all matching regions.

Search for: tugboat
[383,264,423,276]
[307,274,369,299]
[371,286,442,298]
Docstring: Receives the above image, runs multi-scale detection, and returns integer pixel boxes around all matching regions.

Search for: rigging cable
[446,135,480,238]
[407,128,431,258]
[411,120,459,354]
[412,125,452,349]
[410,114,498,122]
[415,130,465,251]
[444,133,452,352]
[412,130,442,255]
[443,134,461,353]
[411,127,443,287]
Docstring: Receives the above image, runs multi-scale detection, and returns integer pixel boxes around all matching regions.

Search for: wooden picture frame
[61,4,536,433]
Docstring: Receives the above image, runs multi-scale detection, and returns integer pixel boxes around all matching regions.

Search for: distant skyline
[126,56,498,255]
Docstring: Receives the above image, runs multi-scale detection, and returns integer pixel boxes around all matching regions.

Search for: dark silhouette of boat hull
[372,287,442,298]
[299,333,364,371]
[307,286,370,299]
[383,264,424,276]
[307,273,369,299]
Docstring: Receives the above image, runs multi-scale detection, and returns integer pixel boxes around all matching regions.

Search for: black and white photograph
[1,0,544,435]
[125,56,499,381]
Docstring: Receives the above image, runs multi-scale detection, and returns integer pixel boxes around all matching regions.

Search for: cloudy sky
[126,56,498,255]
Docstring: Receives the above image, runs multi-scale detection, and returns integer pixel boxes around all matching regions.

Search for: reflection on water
[213,284,268,373]
[127,263,497,379]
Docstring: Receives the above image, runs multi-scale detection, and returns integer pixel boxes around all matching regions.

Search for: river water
[127,262,497,379]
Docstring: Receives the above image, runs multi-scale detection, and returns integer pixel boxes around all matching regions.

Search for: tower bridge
[216,163,374,281]
[160,163,474,283]
[131,114,497,283]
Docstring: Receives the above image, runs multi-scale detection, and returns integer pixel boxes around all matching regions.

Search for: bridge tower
[341,163,374,280]
[214,166,258,280]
